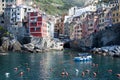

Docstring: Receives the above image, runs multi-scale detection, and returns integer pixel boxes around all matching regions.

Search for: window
[2,0,4,2]
[24,8,27,12]
[116,19,119,22]
[90,24,93,26]
[17,13,20,15]
[102,19,104,22]
[116,13,119,16]
[28,9,31,11]
[102,14,104,17]
[34,28,36,31]
[113,14,115,17]
[36,28,40,31]
[31,22,37,26]
[113,19,115,22]
[2,4,4,6]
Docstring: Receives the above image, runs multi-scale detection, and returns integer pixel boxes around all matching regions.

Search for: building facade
[0,0,23,14]
[109,0,120,24]
[28,12,49,38]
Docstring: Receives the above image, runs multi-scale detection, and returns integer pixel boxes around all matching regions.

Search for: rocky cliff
[0,37,22,52]
[93,23,120,47]
[22,37,63,53]
[70,23,120,51]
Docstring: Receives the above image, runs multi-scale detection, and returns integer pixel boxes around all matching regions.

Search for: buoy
[5,73,10,77]
[75,69,79,72]
[75,69,79,76]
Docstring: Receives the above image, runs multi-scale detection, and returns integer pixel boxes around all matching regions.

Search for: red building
[28,12,48,37]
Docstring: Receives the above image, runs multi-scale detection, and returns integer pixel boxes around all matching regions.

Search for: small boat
[74,53,92,61]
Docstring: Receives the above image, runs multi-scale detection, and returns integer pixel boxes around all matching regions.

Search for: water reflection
[0,50,120,80]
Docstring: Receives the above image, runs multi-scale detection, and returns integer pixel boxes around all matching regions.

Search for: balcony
[30,12,38,16]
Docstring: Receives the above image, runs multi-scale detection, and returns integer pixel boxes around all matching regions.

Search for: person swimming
[20,71,24,76]
[93,72,97,77]
[85,69,90,74]
[108,69,112,73]
[27,68,30,71]
[81,71,85,77]
[14,67,18,71]
[116,74,120,77]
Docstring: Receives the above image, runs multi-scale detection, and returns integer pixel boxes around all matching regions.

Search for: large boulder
[9,39,22,51]
[92,46,120,57]
[0,37,9,52]
[0,37,22,52]
[22,43,34,52]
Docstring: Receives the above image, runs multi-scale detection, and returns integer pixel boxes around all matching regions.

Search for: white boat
[74,53,92,61]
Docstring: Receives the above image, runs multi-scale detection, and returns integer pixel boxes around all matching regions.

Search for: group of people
[60,63,120,78]
[5,63,30,77]
[14,63,30,76]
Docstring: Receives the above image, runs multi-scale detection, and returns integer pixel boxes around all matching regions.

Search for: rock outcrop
[22,37,64,53]
[0,37,22,52]
[91,46,120,57]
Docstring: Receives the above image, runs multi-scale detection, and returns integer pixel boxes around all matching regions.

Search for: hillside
[34,0,85,15]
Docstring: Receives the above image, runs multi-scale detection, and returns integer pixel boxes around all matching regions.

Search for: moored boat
[74,53,92,61]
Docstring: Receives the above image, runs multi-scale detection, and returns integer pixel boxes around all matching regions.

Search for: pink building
[72,12,99,39]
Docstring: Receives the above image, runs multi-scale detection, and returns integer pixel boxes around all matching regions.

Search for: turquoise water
[0,50,120,80]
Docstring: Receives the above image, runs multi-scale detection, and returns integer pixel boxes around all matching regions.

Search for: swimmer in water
[108,69,112,73]
[85,69,90,74]
[93,72,97,77]
[20,71,24,76]
[27,68,30,71]
[14,67,18,71]
[81,71,85,77]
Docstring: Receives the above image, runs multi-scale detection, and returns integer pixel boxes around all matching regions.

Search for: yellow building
[119,0,120,23]
[109,0,120,24]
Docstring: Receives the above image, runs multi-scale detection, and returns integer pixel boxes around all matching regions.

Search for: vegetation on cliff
[34,0,85,15]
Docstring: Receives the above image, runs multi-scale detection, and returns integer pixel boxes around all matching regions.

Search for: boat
[74,53,92,61]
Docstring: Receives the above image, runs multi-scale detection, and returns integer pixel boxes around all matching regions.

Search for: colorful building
[28,12,49,38]
[98,7,112,30]
[54,16,65,38]
[73,23,82,39]
[109,0,120,24]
